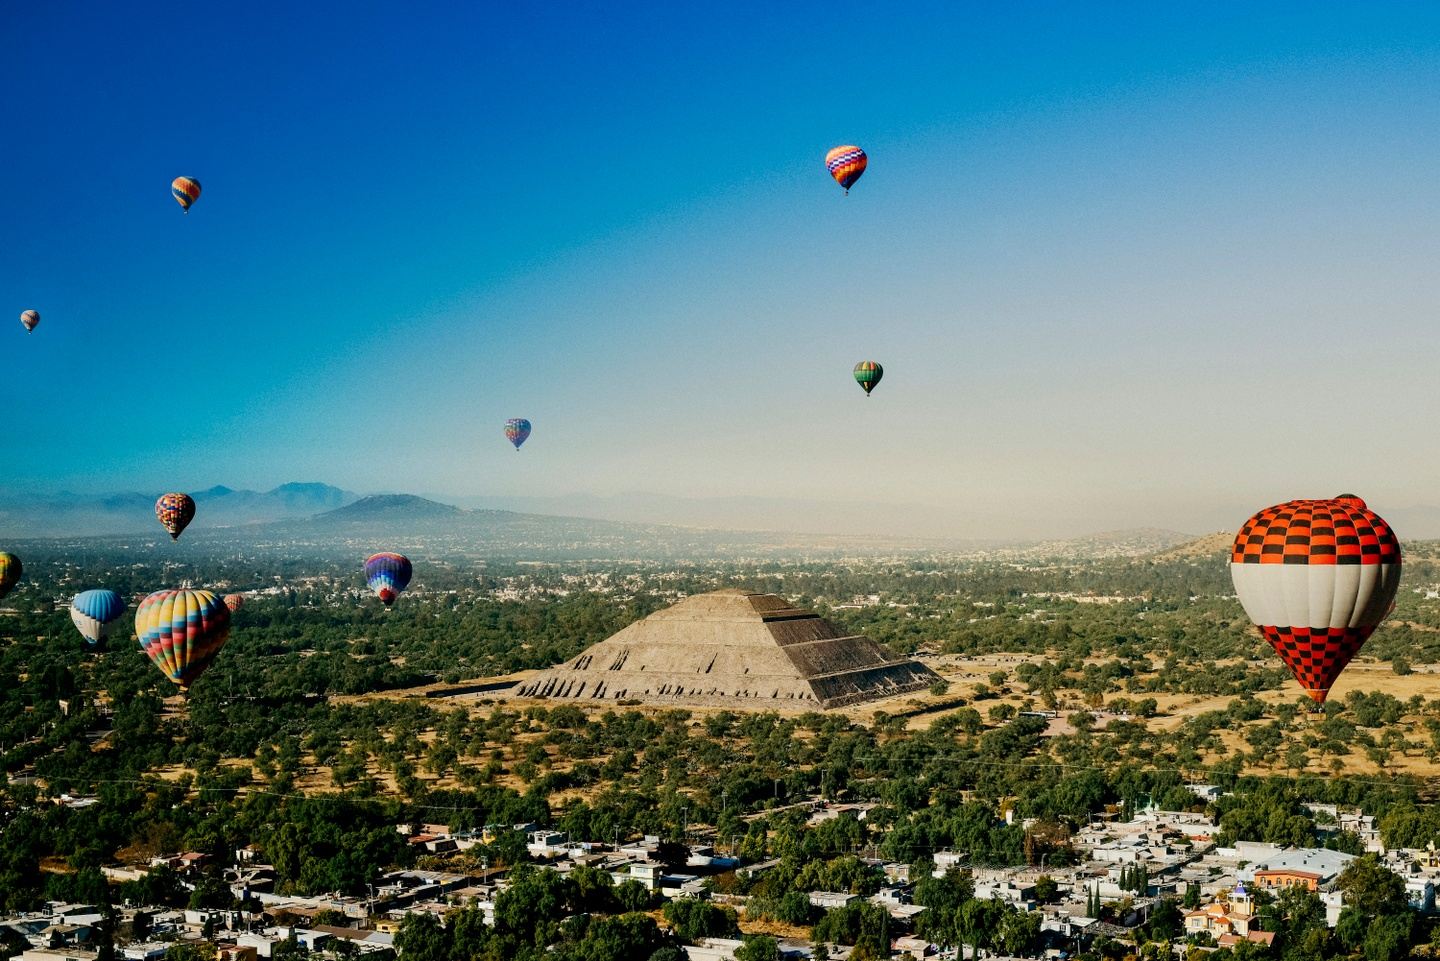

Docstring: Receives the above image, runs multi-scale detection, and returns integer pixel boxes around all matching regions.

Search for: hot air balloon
[505,418,532,451]
[71,589,127,647]
[223,593,245,613]
[364,552,412,607]
[0,553,20,599]
[155,493,196,540]
[172,177,201,213]
[135,588,231,691]
[1230,494,1402,707]
[19,310,39,333]
[853,361,883,396]
[825,145,867,194]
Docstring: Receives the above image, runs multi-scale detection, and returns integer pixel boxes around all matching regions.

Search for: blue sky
[5,2,1440,537]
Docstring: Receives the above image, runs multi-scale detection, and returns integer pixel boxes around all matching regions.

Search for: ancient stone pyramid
[515,589,940,709]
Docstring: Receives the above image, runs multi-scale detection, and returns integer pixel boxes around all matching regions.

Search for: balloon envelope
[19,310,38,333]
[135,588,231,690]
[223,593,245,613]
[853,361,883,396]
[0,553,20,599]
[364,553,412,606]
[825,145,867,192]
[71,589,127,647]
[155,493,196,540]
[505,418,532,450]
[172,176,201,212]
[1230,494,1401,704]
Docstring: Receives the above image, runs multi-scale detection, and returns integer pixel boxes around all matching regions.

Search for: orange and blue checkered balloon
[171,176,201,213]
[155,492,196,540]
[825,145,867,193]
[135,588,231,690]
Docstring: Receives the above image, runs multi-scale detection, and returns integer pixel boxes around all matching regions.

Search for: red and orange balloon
[1230,494,1401,705]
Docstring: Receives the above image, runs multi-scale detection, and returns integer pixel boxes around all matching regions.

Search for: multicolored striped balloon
[155,493,196,540]
[825,145,867,193]
[171,176,201,213]
[0,553,20,599]
[19,310,39,333]
[364,552,412,607]
[853,360,883,396]
[135,588,232,690]
[71,589,127,647]
[1230,494,1402,705]
[505,418,532,450]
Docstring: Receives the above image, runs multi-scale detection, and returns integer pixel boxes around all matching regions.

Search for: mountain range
[0,484,1203,563]
[10,482,1440,553]
[0,483,359,537]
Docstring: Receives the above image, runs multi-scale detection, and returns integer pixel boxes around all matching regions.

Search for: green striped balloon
[853,360,883,396]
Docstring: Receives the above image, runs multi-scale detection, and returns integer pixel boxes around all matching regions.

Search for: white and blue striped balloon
[71,589,127,646]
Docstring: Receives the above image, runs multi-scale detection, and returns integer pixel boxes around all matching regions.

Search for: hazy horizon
[7,4,1440,541]
[13,479,1440,542]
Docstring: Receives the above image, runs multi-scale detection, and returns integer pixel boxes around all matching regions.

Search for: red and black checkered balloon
[1230,494,1401,704]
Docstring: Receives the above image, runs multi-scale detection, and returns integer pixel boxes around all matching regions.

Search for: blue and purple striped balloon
[364,552,412,607]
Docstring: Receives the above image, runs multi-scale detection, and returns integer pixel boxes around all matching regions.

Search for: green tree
[661,898,738,944]
[955,897,1006,959]
[395,914,448,961]
[1335,854,1409,919]
[558,914,670,961]
[914,868,975,947]
[997,907,1040,956]
[1146,898,1182,941]
[163,945,213,961]
[735,935,781,961]
[811,902,890,956]
[1363,914,1413,961]
[615,879,652,913]
[495,865,579,949]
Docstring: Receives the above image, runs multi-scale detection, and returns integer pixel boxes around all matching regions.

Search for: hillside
[314,494,463,523]
[983,527,1199,561]
[1149,530,1233,562]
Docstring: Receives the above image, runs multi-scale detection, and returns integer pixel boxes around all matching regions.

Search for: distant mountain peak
[196,485,235,497]
[315,494,461,522]
[269,481,347,496]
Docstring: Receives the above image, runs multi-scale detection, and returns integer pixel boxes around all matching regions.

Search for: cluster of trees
[913,869,1042,959]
